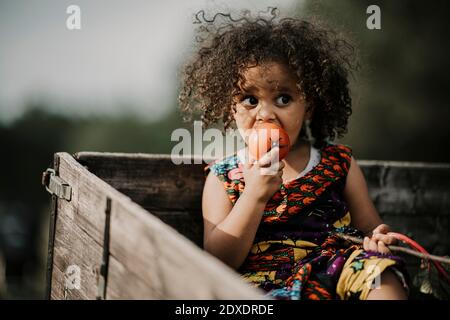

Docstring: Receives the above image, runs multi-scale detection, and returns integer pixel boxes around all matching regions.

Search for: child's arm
[202,172,267,269]
[202,148,283,270]
[343,156,397,253]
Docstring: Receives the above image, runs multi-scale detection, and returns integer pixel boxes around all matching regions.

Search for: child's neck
[282,139,311,182]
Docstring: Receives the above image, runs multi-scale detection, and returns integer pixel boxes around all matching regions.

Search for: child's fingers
[373,233,397,245]
[259,167,276,176]
[372,224,391,235]
[259,161,284,176]
[364,237,378,252]
[377,241,391,254]
[243,148,257,168]
[363,236,370,251]
[258,147,280,167]
[370,239,379,251]
[259,148,284,176]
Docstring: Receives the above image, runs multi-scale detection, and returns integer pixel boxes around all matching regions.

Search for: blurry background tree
[0,0,449,298]
[0,104,186,298]
[299,0,450,161]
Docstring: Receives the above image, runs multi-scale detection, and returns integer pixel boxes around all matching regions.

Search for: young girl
[178,10,409,300]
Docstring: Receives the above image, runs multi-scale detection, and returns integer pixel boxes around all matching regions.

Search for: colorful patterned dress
[204,142,409,300]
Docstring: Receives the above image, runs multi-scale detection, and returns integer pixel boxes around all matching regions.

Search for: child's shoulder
[319,141,353,173]
[203,152,241,179]
[321,141,353,158]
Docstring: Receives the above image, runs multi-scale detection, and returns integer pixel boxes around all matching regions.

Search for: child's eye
[242,95,258,106]
[276,94,292,106]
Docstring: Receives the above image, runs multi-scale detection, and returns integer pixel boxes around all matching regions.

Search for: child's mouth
[248,122,291,160]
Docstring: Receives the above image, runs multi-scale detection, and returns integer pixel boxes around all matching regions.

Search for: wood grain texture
[50,152,112,299]
[106,188,265,299]
[74,152,211,212]
[49,152,265,300]
[48,152,450,300]
[74,152,208,246]
[360,160,450,216]
[74,152,450,254]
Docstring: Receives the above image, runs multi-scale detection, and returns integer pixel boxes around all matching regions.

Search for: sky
[0,0,299,123]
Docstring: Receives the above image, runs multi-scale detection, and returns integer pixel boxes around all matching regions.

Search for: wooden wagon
[41,152,450,299]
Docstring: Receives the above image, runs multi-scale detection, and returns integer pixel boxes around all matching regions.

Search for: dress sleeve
[203,160,219,179]
[330,143,353,175]
[202,155,244,205]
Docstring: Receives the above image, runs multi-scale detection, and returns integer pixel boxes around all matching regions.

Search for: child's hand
[363,224,397,254]
[242,146,284,203]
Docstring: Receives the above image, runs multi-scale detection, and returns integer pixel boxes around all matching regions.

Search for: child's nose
[256,102,276,122]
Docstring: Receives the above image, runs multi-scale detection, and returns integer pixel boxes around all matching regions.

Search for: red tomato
[248,122,290,160]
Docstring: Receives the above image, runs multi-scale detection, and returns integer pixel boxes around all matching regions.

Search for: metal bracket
[42,168,72,201]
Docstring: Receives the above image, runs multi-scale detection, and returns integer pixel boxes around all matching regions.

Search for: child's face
[232,61,310,148]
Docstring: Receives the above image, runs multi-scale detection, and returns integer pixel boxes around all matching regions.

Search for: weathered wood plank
[50,152,115,299]
[49,152,449,299]
[106,195,265,299]
[74,152,210,211]
[51,152,265,299]
[151,210,203,247]
[51,265,84,300]
[51,202,103,299]
[74,152,450,253]
[75,152,450,217]
[107,256,163,299]
[58,153,107,245]
[360,160,450,216]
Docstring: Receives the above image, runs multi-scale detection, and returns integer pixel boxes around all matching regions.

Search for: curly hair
[178,8,357,147]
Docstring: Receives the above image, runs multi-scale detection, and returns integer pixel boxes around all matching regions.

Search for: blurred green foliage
[298,0,450,162]
[0,103,186,298]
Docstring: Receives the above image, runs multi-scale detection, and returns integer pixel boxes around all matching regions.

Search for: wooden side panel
[361,161,450,216]
[106,197,265,299]
[74,152,209,212]
[150,210,203,247]
[50,152,264,300]
[50,153,109,299]
[74,152,208,246]
[51,152,450,300]
[75,152,450,256]
[107,256,163,299]
[360,161,450,254]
